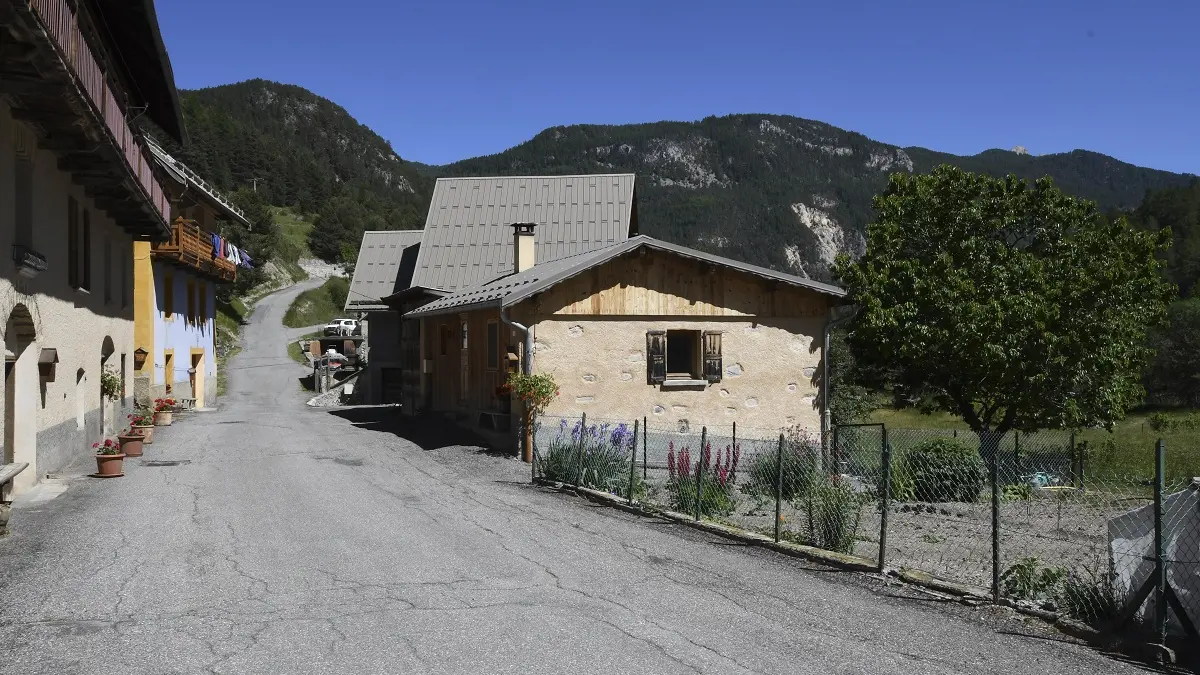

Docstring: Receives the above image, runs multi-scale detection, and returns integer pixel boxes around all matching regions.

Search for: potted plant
[128,410,154,444]
[509,372,559,464]
[100,365,122,401]
[118,427,144,458]
[93,438,125,478]
[495,381,514,414]
[153,398,176,426]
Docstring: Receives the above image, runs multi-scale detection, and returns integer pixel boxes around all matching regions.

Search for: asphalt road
[0,281,1150,674]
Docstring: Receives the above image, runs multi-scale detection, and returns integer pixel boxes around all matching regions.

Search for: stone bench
[0,462,29,536]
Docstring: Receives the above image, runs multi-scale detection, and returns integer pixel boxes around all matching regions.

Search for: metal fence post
[774,433,784,543]
[991,449,1001,602]
[1154,439,1167,650]
[878,426,891,573]
[694,426,707,521]
[627,419,639,503]
[642,416,648,479]
[530,415,537,483]
[1013,432,1021,475]
[574,412,587,487]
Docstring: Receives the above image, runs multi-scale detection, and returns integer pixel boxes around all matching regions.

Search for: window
[163,273,174,319]
[198,283,207,326]
[103,237,113,303]
[439,325,450,356]
[666,330,700,379]
[81,209,91,291]
[647,329,722,384]
[67,197,79,288]
[15,156,32,248]
[461,321,468,349]
[121,248,129,308]
[186,280,196,323]
[486,321,499,370]
[164,350,174,391]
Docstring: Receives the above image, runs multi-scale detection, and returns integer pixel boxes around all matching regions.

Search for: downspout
[500,305,534,463]
[822,304,859,446]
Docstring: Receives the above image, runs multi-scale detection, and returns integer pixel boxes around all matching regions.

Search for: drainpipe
[500,305,534,462]
[822,304,859,447]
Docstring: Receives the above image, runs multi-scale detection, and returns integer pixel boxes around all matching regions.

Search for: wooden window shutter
[703,331,722,383]
[646,330,666,384]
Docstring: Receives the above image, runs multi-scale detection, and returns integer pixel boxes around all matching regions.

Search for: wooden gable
[519,249,829,319]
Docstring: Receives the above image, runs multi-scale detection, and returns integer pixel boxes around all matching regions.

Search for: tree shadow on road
[327,406,498,453]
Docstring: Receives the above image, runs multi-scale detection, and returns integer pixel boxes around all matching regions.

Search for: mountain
[144,79,434,261]
[151,80,1195,281]
[435,116,1195,277]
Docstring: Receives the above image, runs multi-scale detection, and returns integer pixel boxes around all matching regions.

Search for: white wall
[0,102,137,493]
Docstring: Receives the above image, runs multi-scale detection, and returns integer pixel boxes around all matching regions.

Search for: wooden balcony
[0,0,172,238]
[152,219,237,283]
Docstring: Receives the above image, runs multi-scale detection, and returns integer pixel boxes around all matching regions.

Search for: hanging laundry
[211,232,221,259]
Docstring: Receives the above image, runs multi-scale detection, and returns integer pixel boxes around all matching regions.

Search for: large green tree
[1144,298,1200,407]
[833,166,1174,445]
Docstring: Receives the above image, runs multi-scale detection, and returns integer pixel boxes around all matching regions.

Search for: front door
[191,352,204,408]
[433,324,456,411]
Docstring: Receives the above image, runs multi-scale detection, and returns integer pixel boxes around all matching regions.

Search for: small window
[648,329,722,384]
[461,321,468,349]
[486,321,499,370]
[666,330,700,379]
[439,325,450,356]
[163,273,174,319]
[67,197,79,288]
[15,156,32,248]
[81,209,91,291]
[186,280,196,323]
[198,283,207,326]
[103,236,113,303]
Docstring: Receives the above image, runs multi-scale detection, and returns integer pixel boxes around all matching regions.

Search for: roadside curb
[534,478,1108,646]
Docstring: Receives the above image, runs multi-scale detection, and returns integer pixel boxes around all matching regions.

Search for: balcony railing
[29,0,170,223]
[152,219,237,283]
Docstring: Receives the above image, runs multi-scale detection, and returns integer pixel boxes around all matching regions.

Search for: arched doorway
[100,336,114,434]
[5,305,37,492]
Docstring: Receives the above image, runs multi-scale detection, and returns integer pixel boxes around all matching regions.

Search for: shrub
[805,474,865,554]
[1058,567,1123,627]
[900,438,987,503]
[747,430,820,501]
[667,441,737,518]
[538,418,637,497]
[1000,557,1067,602]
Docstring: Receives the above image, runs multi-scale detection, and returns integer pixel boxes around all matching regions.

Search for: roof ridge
[434,173,635,182]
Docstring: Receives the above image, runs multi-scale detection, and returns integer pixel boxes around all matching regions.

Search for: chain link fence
[531,413,1200,644]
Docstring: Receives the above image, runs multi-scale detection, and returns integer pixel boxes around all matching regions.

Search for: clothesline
[209,232,254,269]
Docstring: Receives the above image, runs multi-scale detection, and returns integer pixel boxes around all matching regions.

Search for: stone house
[132,138,250,408]
[366,173,639,411]
[343,229,422,404]
[0,0,182,494]
[405,226,846,451]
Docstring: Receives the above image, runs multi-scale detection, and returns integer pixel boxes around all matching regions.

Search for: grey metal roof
[409,174,637,292]
[406,236,846,319]
[144,136,250,228]
[345,230,424,311]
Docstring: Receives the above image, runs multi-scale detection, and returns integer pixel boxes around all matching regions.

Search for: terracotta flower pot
[94,453,125,477]
[154,410,173,426]
[118,434,144,458]
[133,424,154,444]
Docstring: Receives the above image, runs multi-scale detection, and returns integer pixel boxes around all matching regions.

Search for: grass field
[868,407,1200,483]
[272,206,314,262]
[282,277,350,329]
[288,332,321,366]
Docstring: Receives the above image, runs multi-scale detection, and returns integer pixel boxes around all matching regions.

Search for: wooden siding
[522,249,829,318]
[421,310,511,416]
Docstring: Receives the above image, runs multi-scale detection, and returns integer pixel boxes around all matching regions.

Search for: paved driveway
[0,282,1149,674]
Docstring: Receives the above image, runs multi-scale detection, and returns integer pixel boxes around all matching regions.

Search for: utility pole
[250,177,261,192]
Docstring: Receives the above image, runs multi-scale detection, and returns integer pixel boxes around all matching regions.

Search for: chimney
[512,222,536,273]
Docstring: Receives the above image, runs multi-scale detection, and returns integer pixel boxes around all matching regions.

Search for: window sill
[660,379,708,390]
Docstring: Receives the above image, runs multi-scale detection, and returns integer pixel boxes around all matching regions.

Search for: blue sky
[157,0,1198,174]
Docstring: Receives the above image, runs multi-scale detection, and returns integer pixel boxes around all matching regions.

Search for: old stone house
[404,226,846,450]
[0,0,182,494]
[362,173,639,410]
